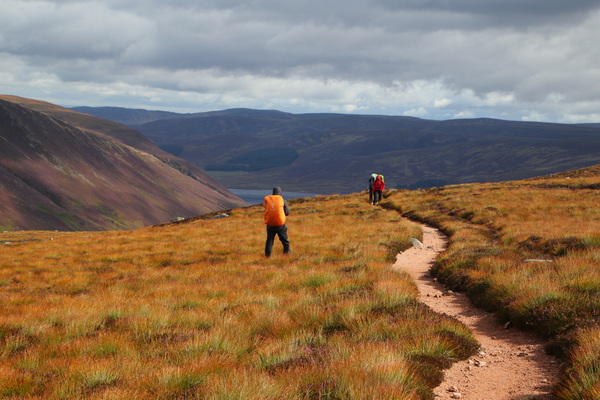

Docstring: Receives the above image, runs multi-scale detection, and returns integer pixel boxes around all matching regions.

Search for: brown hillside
[0,96,246,231]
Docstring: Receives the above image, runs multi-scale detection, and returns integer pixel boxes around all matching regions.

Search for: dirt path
[393,224,561,400]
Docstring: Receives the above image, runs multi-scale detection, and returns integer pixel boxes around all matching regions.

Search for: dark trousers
[265,224,290,256]
[373,190,382,204]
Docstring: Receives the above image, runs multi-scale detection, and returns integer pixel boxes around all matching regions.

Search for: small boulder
[410,238,424,249]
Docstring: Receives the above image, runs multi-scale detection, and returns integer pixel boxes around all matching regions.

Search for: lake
[229,189,321,205]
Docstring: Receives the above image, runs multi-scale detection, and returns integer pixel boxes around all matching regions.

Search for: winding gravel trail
[393,224,561,400]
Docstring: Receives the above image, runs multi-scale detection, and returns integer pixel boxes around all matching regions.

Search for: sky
[2,0,600,123]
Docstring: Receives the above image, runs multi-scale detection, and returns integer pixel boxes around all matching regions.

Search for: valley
[75,106,600,194]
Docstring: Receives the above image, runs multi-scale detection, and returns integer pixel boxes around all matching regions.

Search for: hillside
[74,107,600,194]
[0,164,597,398]
[0,189,475,399]
[0,96,246,231]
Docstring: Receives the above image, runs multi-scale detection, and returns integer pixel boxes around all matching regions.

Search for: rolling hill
[0,96,246,231]
[73,107,600,194]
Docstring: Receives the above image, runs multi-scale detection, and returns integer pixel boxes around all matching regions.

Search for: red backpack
[373,176,385,191]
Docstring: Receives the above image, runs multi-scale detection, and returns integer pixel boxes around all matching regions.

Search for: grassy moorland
[0,194,477,399]
[383,164,600,400]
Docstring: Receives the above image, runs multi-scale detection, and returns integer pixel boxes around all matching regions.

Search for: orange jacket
[264,195,287,226]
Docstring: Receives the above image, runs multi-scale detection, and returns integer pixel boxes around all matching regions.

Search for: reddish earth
[393,224,561,400]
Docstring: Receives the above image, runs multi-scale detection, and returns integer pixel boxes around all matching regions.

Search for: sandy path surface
[393,224,561,400]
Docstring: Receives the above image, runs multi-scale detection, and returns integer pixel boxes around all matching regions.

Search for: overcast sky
[2,0,600,122]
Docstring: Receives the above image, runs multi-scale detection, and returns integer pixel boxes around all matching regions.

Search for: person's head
[272,186,282,195]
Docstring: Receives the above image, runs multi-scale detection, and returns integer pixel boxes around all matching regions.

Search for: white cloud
[483,92,515,106]
[453,110,476,119]
[403,107,428,118]
[434,98,452,108]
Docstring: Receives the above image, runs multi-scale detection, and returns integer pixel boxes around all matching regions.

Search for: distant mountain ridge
[70,106,292,126]
[73,107,600,194]
[71,106,185,126]
[1,96,246,231]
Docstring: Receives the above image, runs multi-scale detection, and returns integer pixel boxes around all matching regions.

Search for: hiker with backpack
[263,186,291,257]
[372,175,385,205]
[368,173,377,204]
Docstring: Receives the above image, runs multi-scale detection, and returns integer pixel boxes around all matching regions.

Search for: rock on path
[393,224,561,400]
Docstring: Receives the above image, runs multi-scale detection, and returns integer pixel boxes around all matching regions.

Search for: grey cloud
[375,0,600,22]
[1,2,153,59]
[1,0,600,122]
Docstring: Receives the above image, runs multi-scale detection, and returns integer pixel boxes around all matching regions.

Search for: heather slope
[0,166,597,398]
[0,96,246,231]
[0,193,478,399]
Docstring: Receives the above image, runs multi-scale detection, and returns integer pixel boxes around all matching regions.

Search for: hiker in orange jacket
[372,175,385,205]
[263,186,291,257]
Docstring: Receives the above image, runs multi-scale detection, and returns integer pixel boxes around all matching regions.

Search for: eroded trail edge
[393,224,560,400]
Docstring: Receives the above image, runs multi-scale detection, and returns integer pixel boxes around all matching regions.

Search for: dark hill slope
[0,96,245,231]
[75,107,600,194]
